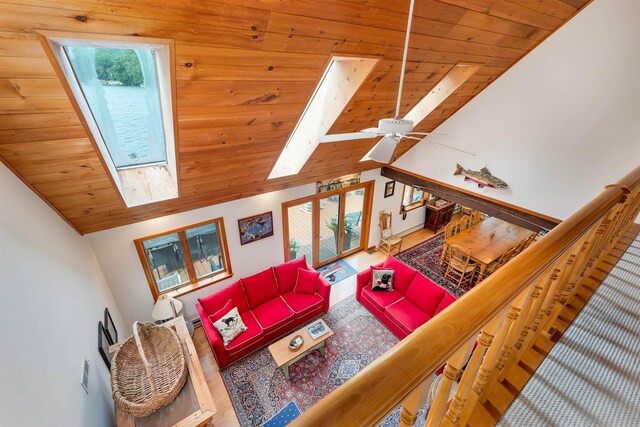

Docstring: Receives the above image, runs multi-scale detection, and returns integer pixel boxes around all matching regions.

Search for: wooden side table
[109,317,216,427]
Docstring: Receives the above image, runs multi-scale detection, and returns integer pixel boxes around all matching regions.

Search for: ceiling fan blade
[403,136,423,141]
[360,136,399,163]
[405,132,447,136]
[319,132,381,143]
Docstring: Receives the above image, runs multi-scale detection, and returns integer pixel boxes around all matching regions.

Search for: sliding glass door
[283,182,373,267]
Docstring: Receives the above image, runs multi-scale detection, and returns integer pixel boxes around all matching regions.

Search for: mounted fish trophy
[454,164,508,189]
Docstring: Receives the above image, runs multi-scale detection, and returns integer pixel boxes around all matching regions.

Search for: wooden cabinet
[423,202,455,233]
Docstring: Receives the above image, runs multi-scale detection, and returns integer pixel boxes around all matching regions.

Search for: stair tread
[520,347,546,372]
[504,362,530,391]
[486,380,517,414]
[467,399,499,427]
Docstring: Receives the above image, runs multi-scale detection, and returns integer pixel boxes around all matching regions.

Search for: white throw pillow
[212,307,247,346]
[382,228,393,239]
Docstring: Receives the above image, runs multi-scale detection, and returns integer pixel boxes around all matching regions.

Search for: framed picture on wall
[384,181,395,198]
[98,321,111,370]
[103,307,117,345]
[238,211,274,245]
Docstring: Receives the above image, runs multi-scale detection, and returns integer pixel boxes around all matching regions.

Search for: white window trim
[268,55,380,179]
[37,31,179,207]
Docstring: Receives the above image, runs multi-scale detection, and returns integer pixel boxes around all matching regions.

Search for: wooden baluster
[425,338,474,427]
[496,285,538,380]
[469,303,519,404]
[540,249,579,335]
[399,376,434,427]
[445,314,503,426]
[492,290,529,379]
[514,263,561,363]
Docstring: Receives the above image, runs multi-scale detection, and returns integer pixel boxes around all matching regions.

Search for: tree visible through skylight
[64,47,167,169]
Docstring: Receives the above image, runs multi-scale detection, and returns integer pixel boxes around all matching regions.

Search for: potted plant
[289,238,301,260]
[327,217,355,251]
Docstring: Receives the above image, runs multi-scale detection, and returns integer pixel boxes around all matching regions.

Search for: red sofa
[356,256,457,339]
[196,257,331,368]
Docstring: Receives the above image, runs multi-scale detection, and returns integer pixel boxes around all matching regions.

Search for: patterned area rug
[316,259,358,284]
[220,296,401,426]
[395,233,472,298]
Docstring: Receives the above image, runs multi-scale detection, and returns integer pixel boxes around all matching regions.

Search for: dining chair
[480,246,518,281]
[470,210,484,225]
[444,245,477,288]
[440,222,457,265]
[378,211,402,255]
[459,215,471,230]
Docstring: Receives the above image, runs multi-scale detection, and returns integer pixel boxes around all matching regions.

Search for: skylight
[38,31,178,207]
[403,64,481,126]
[64,46,167,169]
[268,56,379,179]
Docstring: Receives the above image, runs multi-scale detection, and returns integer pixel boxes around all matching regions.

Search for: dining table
[443,216,532,278]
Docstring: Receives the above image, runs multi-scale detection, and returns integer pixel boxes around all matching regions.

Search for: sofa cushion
[294,268,319,294]
[252,296,295,335]
[385,298,432,335]
[198,281,249,314]
[210,299,234,323]
[434,292,458,316]
[225,311,264,356]
[361,285,404,312]
[274,256,309,294]
[211,307,248,346]
[405,274,446,316]
[382,257,417,294]
[372,268,395,291]
[281,291,324,318]
[241,268,280,308]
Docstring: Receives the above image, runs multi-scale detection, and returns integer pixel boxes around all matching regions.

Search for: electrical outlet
[81,358,89,394]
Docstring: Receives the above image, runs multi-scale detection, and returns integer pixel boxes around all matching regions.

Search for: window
[135,218,232,300]
[401,185,425,213]
[268,56,380,179]
[38,31,178,207]
[403,64,481,127]
[64,46,167,169]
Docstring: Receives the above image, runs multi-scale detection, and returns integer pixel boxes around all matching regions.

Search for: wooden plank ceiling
[0,0,591,234]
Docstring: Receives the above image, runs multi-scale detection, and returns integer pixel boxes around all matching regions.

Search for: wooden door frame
[282,181,375,268]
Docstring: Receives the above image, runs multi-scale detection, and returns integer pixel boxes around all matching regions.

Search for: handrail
[292,165,640,427]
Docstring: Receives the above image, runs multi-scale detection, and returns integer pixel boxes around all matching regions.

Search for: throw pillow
[382,228,393,239]
[372,268,395,291]
[210,299,234,323]
[295,268,320,294]
[212,307,247,346]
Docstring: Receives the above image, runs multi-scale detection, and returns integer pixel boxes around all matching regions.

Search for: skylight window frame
[37,31,180,207]
[403,63,482,129]
[268,54,380,179]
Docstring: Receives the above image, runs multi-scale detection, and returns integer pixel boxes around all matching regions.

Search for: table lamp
[152,294,184,322]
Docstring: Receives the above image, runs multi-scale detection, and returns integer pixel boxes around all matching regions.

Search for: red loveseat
[356,256,457,339]
[196,257,331,368]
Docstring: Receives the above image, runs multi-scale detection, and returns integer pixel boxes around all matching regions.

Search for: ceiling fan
[318,0,475,163]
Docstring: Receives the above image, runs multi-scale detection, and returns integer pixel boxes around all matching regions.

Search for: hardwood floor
[194,225,439,426]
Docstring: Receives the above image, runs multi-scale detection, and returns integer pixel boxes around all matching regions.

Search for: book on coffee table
[307,321,329,340]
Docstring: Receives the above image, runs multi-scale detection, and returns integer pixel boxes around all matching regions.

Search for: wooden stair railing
[291,166,640,427]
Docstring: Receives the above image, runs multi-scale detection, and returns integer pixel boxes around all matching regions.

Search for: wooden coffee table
[268,319,334,379]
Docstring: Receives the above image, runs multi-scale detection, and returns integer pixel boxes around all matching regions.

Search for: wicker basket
[111,321,188,418]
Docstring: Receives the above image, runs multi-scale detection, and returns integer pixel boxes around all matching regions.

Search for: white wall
[88,169,423,327]
[394,0,640,221]
[0,164,124,427]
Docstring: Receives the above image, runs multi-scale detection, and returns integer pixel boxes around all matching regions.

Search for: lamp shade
[152,294,184,321]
